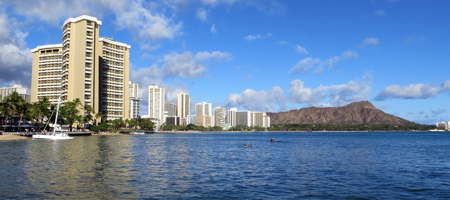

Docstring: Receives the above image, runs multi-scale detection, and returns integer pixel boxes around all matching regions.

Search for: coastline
[0,135,29,141]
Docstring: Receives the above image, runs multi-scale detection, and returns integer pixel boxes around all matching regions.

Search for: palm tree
[82,103,94,131]
[29,97,53,127]
[95,112,103,125]
[2,92,25,131]
[60,98,82,131]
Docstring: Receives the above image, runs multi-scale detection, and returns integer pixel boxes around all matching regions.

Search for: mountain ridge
[266,101,415,125]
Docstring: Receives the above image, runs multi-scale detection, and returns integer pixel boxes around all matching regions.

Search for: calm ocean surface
[1,132,450,199]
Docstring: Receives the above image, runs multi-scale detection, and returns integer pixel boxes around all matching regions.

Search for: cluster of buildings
[138,86,270,130]
[436,121,450,131]
[6,15,270,130]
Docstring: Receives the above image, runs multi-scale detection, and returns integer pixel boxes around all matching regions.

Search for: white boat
[130,131,145,135]
[32,96,74,140]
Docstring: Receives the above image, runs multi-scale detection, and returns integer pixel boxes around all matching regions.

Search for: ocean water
[1,132,450,199]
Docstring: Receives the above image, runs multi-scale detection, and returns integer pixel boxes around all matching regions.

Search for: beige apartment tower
[177,92,190,125]
[31,15,130,121]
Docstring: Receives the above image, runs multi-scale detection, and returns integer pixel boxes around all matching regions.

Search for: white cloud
[223,78,372,111]
[3,0,183,41]
[196,8,208,22]
[375,9,385,16]
[289,50,358,74]
[210,24,217,33]
[289,57,321,74]
[288,80,328,106]
[161,51,232,79]
[0,11,33,87]
[244,34,261,41]
[374,81,450,101]
[223,86,286,112]
[140,44,161,51]
[341,50,359,60]
[295,45,308,54]
[360,38,380,48]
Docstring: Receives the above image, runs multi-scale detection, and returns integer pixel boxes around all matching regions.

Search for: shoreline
[0,135,29,141]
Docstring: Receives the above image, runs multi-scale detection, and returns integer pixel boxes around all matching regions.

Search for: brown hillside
[266,101,414,125]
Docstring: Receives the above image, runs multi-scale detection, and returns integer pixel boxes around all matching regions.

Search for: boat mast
[53,96,62,135]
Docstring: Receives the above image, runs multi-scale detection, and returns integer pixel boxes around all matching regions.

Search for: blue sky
[0,0,449,124]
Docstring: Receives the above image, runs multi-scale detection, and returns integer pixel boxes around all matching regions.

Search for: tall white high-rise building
[0,85,31,103]
[165,102,177,117]
[214,106,226,129]
[195,102,212,116]
[129,82,142,119]
[177,92,190,125]
[148,86,165,123]
[236,111,251,127]
[226,108,237,127]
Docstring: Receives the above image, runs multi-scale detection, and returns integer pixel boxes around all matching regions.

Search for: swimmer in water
[270,138,274,142]
[244,145,247,148]
[248,144,252,147]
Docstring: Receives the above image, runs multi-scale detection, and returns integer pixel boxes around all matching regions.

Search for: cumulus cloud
[140,44,161,51]
[289,57,321,74]
[196,8,208,22]
[223,86,287,112]
[210,24,217,33]
[359,38,380,48]
[3,0,183,41]
[244,34,261,41]
[289,50,358,74]
[161,51,232,79]
[295,45,308,54]
[0,11,33,88]
[374,80,450,101]
[222,78,372,112]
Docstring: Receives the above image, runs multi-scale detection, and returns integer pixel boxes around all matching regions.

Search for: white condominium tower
[214,106,226,128]
[31,15,131,121]
[226,108,237,127]
[148,86,165,123]
[165,102,177,117]
[177,92,190,125]
[195,102,212,116]
[129,82,142,119]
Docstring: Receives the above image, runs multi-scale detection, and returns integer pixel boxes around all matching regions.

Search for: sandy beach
[0,135,29,141]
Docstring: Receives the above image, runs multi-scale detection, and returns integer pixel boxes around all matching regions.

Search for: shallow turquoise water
[1,132,450,199]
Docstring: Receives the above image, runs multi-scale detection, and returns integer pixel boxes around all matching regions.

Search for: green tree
[81,103,94,131]
[1,92,25,131]
[31,97,52,124]
[95,112,103,125]
[60,98,82,131]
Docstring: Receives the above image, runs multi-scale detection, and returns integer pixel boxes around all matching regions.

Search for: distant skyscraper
[177,92,190,125]
[129,82,142,119]
[0,85,31,103]
[165,102,177,117]
[226,108,237,127]
[236,111,251,127]
[195,102,212,116]
[148,86,165,123]
[193,115,213,127]
[214,106,226,129]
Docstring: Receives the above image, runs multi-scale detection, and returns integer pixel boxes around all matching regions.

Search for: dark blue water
[1,132,450,199]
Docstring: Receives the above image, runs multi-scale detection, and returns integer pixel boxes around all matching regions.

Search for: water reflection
[1,132,449,199]
[23,136,139,199]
